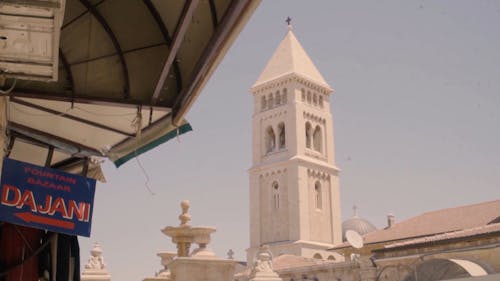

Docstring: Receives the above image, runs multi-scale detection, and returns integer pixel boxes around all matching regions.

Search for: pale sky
[79,1,500,280]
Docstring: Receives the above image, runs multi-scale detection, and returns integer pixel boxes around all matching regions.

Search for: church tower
[248,25,342,262]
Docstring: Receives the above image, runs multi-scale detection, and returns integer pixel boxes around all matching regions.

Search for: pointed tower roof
[253,26,331,89]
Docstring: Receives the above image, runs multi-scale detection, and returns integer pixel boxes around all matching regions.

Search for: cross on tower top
[285,17,292,26]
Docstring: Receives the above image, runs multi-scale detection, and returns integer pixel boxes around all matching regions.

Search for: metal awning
[0,0,260,171]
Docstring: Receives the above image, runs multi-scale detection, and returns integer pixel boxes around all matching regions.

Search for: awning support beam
[51,157,84,170]
[5,135,16,158]
[70,43,167,67]
[59,49,75,92]
[10,97,136,137]
[172,0,253,125]
[78,0,131,99]
[208,0,218,29]
[143,0,183,95]
[45,146,54,167]
[151,0,200,105]
[8,90,171,111]
[8,122,103,157]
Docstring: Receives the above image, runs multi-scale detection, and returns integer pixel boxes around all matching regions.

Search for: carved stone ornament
[250,245,280,279]
[84,242,106,270]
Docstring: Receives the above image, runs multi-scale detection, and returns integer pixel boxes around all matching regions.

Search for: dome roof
[342,216,377,241]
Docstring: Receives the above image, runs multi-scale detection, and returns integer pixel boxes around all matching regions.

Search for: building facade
[247,25,342,263]
[240,25,500,281]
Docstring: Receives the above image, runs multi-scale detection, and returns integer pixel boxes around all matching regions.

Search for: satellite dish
[345,230,364,249]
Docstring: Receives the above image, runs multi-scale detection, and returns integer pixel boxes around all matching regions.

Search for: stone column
[358,257,376,281]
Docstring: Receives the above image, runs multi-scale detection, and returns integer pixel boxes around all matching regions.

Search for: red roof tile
[345,199,500,246]
[272,255,335,271]
[384,222,500,249]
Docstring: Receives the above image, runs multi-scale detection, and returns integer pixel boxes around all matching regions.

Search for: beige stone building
[140,23,500,281]
[248,24,342,264]
[238,25,500,281]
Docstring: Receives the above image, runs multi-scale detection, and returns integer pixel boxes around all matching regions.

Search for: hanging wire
[72,105,137,117]
[0,73,14,154]
[9,100,139,119]
[0,78,16,94]
[10,103,72,117]
[130,106,155,195]
[19,246,24,281]
[2,95,10,156]
[131,109,142,138]
[10,103,137,118]
[134,151,155,196]
[13,225,34,252]
[0,233,55,278]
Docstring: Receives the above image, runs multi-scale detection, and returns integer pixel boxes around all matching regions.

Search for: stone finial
[82,242,111,281]
[250,245,280,279]
[162,200,216,258]
[84,242,106,270]
[286,17,293,31]
[227,249,234,259]
[179,200,191,226]
[256,245,272,268]
[387,213,395,228]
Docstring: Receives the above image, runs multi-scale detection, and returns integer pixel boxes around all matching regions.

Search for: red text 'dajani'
[1,184,90,222]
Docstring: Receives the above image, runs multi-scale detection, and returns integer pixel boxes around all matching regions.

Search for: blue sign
[0,158,96,237]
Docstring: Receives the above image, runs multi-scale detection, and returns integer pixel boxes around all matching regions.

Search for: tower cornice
[249,156,340,175]
[290,155,340,174]
[251,72,333,95]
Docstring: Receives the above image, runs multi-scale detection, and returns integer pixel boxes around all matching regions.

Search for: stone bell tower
[247,25,342,262]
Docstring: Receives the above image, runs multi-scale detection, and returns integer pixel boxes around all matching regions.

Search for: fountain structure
[143,200,236,281]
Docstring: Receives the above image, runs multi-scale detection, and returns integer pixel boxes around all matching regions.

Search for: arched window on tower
[313,125,322,152]
[275,90,281,105]
[307,91,312,103]
[272,182,280,209]
[261,95,267,110]
[301,89,306,102]
[278,122,285,149]
[313,94,318,105]
[319,95,324,108]
[282,88,287,104]
[314,181,322,209]
[305,122,312,149]
[268,93,274,109]
[265,126,276,153]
